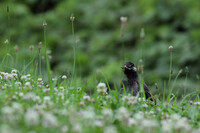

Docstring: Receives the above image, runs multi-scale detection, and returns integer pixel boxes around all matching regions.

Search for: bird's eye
[128,65,132,67]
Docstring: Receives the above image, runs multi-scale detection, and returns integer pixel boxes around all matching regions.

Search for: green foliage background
[0,0,200,96]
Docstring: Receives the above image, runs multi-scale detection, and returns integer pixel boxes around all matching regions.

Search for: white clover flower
[59,86,65,92]
[6,74,13,80]
[77,87,82,92]
[102,108,113,118]
[170,113,181,121]
[97,82,107,94]
[128,118,136,126]
[2,106,14,115]
[15,81,22,87]
[116,107,130,122]
[62,75,67,79]
[94,120,104,127]
[58,92,65,100]
[106,95,112,100]
[82,108,95,120]
[72,123,82,133]
[21,75,27,80]
[23,92,36,101]
[24,82,32,90]
[194,102,200,106]
[79,101,85,107]
[11,69,17,74]
[38,78,43,82]
[43,96,51,103]
[0,75,2,80]
[42,113,58,128]
[34,96,41,103]
[25,109,40,126]
[104,126,118,133]
[0,124,14,133]
[161,119,172,133]
[11,73,18,79]
[43,88,50,93]
[175,117,191,131]
[19,92,24,97]
[140,119,159,130]
[134,112,144,121]
[142,103,148,108]
[122,96,137,105]
[12,102,23,113]
[61,125,69,133]
[83,95,91,101]
[4,39,9,44]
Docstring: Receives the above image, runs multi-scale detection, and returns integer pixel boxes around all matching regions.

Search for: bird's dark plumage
[121,61,153,101]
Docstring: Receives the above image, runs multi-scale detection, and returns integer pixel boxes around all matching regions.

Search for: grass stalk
[168,50,173,85]
[43,21,53,90]
[70,14,76,87]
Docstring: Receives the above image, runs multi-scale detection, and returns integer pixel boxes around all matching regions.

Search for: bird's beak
[121,65,127,69]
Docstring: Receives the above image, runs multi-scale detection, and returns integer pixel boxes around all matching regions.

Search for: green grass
[0,67,199,133]
[0,12,199,133]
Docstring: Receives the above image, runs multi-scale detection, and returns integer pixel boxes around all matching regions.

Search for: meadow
[0,1,200,133]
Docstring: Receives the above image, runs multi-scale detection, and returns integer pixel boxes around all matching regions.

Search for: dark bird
[121,61,153,101]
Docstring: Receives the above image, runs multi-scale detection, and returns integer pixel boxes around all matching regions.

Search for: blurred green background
[0,0,200,97]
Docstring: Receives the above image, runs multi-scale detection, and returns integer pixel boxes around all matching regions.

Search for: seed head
[120,16,128,23]
[137,59,143,74]
[140,28,145,39]
[4,39,9,44]
[70,14,75,21]
[169,45,173,52]
[43,21,47,27]
[120,16,128,37]
[29,45,34,51]
[38,42,42,52]
[14,45,19,52]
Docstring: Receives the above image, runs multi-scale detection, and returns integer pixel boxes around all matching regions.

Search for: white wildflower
[72,123,82,133]
[23,92,36,101]
[104,126,118,133]
[4,39,9,44]
[42,113,58,127]
[94,120,104,127]
[11,69,17,74]
[128,118,136,126]
[25,109,40,126]
[116,107,130,122]
[61,125,69,133]
[62,75,67,79]
[97,82,107,94]
[83,95,91,101]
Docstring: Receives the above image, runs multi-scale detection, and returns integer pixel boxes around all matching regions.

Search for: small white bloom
[83,95,91,101]
[104,126,118,133]
[120,16,127,23]
[25,109,40,126]
[61,125,69,133]
[11,69,17,74]
[42,113,58,127]
[128,118,136,126]
[97,82,107,94]
[4,39,9,44]
[116,107,130,122]
[19,92,24,97]
[72,123,82,133]
[62,75,67,79]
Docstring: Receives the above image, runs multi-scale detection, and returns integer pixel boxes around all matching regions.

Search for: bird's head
[121,61,138,79]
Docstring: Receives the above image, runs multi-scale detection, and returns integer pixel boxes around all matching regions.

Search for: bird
[121,61,153,101]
